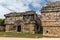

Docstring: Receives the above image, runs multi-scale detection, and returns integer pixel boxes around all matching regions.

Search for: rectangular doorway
[17,25,21,32]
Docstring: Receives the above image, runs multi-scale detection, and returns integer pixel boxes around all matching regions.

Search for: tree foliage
[0,19,5,26]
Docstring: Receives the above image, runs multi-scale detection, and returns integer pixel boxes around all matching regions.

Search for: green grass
[0,32,43,38]
[0,32,60,38]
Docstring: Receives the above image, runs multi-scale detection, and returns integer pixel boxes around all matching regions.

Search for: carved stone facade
[41,1,60,36]
[4,11,40,33]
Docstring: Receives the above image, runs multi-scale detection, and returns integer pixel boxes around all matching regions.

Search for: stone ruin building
[41,1,60,36]
[4,11,41,33]
[4,1,60,36]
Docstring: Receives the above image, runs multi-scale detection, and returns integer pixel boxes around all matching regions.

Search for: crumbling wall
[5,24,16,32]
[21,23,36,33]
[43,26,60,36]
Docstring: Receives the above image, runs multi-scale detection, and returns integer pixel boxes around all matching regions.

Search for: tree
[0,19,5,26]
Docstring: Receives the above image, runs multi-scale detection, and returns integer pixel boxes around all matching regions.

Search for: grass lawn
[0,32,43,38]
[0,32,60,38]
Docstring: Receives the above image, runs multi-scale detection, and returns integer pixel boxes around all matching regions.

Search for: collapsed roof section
[4,11,36,17]
[41,1,60,13]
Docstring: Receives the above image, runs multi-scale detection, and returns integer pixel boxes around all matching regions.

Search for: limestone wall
[5,24,16,32]
[41,21,60,26]
[21,23,36,33]
[41,1,60,36]
[41,12,60,21]
[43,26,60,36]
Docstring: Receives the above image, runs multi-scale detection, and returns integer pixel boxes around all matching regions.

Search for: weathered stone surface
[41,12,60,21]
[43,26,60,36]
[41,21,60,26]
[5,25,16,32]
[41,1,60,13]
[21,23,36,33]
[41,1,60,36]
[5,11,41,33]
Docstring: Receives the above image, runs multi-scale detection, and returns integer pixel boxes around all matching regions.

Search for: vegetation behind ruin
[0,19,5,26]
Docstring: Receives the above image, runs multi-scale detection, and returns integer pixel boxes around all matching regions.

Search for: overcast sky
[0,0,60,19]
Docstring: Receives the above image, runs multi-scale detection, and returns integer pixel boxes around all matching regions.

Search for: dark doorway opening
[46,31,48,33]
[17,25,21,32]
[35,24,40,33]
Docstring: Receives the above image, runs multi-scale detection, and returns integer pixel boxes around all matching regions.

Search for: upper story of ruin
[41,1,60,26]
[41,1,60,13]
[41,1,60,22]
[4,11,38,25]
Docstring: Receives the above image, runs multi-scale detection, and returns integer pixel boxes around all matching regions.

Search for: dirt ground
[0,37,60,40]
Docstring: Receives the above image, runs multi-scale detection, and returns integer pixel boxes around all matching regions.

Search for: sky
[0,0,60,19]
